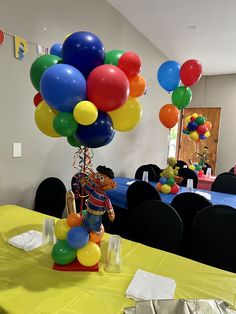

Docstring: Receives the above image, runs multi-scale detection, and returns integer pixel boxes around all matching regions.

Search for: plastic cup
[142,171,149,182]
[206,168,212,177]
[186,179,194,192]
[42,218,56,246]
[105,235,122,273]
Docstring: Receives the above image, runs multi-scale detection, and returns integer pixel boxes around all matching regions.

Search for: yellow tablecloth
[1,205,236,314]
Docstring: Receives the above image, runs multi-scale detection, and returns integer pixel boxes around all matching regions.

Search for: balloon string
[71,146,93,215]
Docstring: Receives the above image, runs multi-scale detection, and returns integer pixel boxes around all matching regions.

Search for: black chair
[126,180,161,212]
[34,177,67,218]
[171,192,212,256]
[129,200,183,254]
[178,168,198,188]
[211,174,236,194]
[190,205,236,273]
[134,165,157,182]
[202,162,212,175]
[229,167,235,173]
[174,160,188,169]
[147,164,162,181]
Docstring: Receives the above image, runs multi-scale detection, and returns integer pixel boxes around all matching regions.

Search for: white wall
[190,75,236,174]
[0,0,171,208]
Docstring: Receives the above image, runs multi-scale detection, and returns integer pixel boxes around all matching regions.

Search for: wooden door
[177,107,221,175]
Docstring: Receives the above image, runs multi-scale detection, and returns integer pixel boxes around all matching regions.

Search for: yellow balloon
[54,219,71,240]
[77,241,101,266]
[108,97,142,131]
[35,100,60,137]
[161,184,171,194]
[73,101,98,125]
[189,131,199,141]
[205,131,211,138]
[189,165,195,171]
[185,115,191,125]
[192,113,198,119]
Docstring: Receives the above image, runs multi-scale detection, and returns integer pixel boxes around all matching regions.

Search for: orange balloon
[159,104,179,128]
[67,212,82,227]
[89,224,104,243]
[156,182,162,192]
[129,74,146,97]
[205,121,212,130]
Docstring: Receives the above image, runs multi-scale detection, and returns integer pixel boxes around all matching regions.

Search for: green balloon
[172,86,192,109]
[167,178,175,186]
[195,116,205,125]
[104,50,125,66]
[30,55,60,91]
[53,112,78,137]
[196,165,202,171]
[52,240,77,265]
[67,134,81,147]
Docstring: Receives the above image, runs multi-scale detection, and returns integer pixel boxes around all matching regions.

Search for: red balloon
[171,184,180,194]
[87,64,129,111]
[118,51,142,79]
[198,170,204,177]
[33,92,43,107]
[197,124,208,135]
[180,59,202,87]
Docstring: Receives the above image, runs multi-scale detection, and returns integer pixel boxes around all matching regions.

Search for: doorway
[175,107,221,175]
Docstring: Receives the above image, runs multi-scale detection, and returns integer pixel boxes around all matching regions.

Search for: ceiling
[107,0,236,75]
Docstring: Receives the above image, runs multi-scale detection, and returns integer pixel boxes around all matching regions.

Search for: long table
[106,177,236,209]
[1,205,236,313]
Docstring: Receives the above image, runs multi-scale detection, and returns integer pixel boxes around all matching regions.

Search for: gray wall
[0,0,170,208]
[190,75,236,174]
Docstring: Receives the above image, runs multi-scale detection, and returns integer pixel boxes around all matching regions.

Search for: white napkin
[8,230,43,251]
[126,269,176,301]
[126,181,136,185]
[195,191,212,200]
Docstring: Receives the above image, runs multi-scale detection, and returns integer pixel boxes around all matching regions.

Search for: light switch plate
[13,143,21,158]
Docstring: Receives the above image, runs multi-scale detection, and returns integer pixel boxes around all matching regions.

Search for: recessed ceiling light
[43,27,47,31]
[187,25,197,31]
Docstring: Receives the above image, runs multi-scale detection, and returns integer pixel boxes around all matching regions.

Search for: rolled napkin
[125,269,176,301]
[8,230,42,251]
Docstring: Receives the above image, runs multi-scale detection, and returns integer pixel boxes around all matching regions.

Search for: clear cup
[206,168,212,177]
[105,235,122,273]
[186,179,194,192]
[42,218,56,246]
[142,171,149,182]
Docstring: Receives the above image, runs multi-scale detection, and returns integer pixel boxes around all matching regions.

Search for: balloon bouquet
[30,31,147,149]
[157,59,203,129]
[156,157,181,194]
[182,113,212,177]
[29,31,147,271]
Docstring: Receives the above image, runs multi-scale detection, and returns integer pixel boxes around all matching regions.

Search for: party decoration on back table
[156,157,182,194]
[52,165,116,271]
[157,59,202,129]
[182,113,212,142]
[30,31,147,148]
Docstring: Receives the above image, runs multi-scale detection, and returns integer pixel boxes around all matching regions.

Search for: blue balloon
[187,121,198,131]
[157,60,180,92]
[50,43,62,58]
[40,64,86,112]
[62,31,105,78]
[199,134,206,140]
[75,111,115,148]
[67,226,89,249]
[159,177,167,185]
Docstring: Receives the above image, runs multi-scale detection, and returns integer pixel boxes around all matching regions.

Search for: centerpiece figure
[81,165,116,233]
